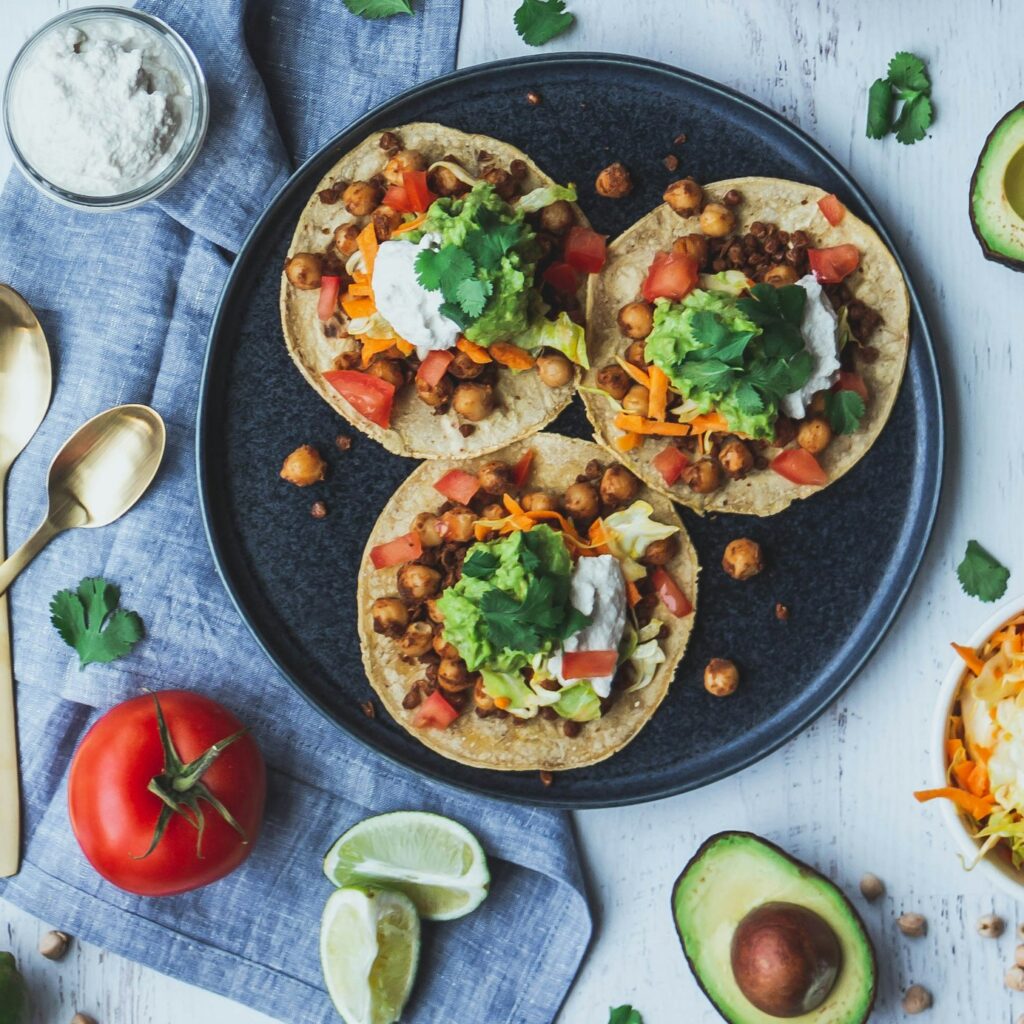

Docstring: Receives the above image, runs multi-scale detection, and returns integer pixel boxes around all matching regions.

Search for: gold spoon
[0,285,52,878]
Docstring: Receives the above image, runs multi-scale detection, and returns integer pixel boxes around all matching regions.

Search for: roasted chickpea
[600,464,640,507]
[682,458,722,494]
[624,339,647,368]
[411,511,442,548]
[536,351,574,388]
[704,658,739,697]
[642,534,679,566]
[432,632,460,659]
[333,224,360,258]
[280,444,326,486]
[343,181,382,217]
[762,264,799,287]
[622,384,650,417]
[366,357,405,388]
[539,199,574,235]
[438,657,474,692]
[415,374,453,410]
[699,202,737,238]
[397,621,434,657]
[563,482,600,521]
[428,163,469,197]
[796,416,833,454]
[383,149,427,185]
[596,364,631,400]
[474,677,496,711]
[397,563,442,601]
[480,166,516,200]
[718,438,754,478]
[371,204,403,241]
[522,491,556,512]
[617,301,654,340]
[481,502,505,521]
[663,177,703,216]
[595,161,633,199]
[672,233,709,265]
[447,349,485,380]
[478,460,515,495]
[284,252,323,290]
[371,597,408,636]
[722,538,764,580]
[437,505,476,543]
[809,393,827,415]
[452,382,494,421]
[426,597,445,623]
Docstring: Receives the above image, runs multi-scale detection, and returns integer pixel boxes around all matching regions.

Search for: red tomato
[563,227,608,274]
[771,448,828,486]
[413,690,459,729]
[834,369,868,402]
[370,531,423,569]
[323,370,395,428]
[808,244,860,284]
[652,445,689,486]
[383,185,412,213]
[561,650,619,680]
[542,261,580,294]
[642,252,699,302]
[512,449,534,489]
[317,275,341,322]
[433,469,480,505]
[652,568,693,617]
[68,691,265,897]
[403,170,436,213]
[416,350,453,387]
[817,193,846,226]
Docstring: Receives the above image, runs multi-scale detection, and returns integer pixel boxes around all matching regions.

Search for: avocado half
[671,832,877,1024]
[970,101,1024,270]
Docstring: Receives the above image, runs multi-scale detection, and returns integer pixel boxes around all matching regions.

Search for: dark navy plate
[198,54,943,808]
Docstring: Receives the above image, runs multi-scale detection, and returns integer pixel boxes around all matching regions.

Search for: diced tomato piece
[323,370,395,428]
[641,252,699,302]
[413,690,459,729]
[512,449,534,488]
[808,244,860,284]
[403,170,437,213]
[652,445,689,486]
[833,369,868,402]
[370,531,423,569]
[817,193,846,227]
[433,469,479,505]
[563,227,608,274]
[383,185,412,213]
[652,568,693,618]
[416,349,454,387]
[771,448,828,486]
[542,261,581,294]
[561,650,619,680]
[317,275,342,321]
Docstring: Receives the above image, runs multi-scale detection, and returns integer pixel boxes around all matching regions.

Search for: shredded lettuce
[517,182,578,214]
[347,312,394,338]
[513,311,589,368]
[699,270,750,296]
[480,667,539,719]
[553,681,602,722]
[602,501,679,582]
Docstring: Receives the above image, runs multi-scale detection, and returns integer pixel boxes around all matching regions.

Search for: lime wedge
[320,887,420,1024]
[323,811,490,921]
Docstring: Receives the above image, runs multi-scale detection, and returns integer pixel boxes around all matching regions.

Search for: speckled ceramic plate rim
[196,53,944,809]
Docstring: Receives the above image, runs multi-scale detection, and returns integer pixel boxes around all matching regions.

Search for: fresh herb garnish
[514,0,575,46]
[609,1007,643,1024]
[957,540,1010,603]
[342,0,413,17]
[824,389,866,435]
[865,52,934,145]
[462,550,500,579]
[50,577,144,669]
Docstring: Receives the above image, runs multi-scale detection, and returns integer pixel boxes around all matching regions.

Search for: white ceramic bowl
[930,592,1024,900]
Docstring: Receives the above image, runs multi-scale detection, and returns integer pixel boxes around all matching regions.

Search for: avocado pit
[1005,145,1024,222]
[730,901,842,1018]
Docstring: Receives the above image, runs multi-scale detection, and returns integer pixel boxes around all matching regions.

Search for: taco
[357,433,698,772]
[282,123,605,460]
[581,176,910,515]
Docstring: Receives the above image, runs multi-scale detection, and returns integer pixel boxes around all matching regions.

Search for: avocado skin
[970,101,1024,271]
[0,953,28,1024]
[671,831,877,1024]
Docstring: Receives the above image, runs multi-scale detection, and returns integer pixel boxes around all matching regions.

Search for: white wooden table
[2,1,1022,1021]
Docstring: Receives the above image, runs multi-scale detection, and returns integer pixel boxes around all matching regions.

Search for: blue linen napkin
[0,1,592,1021]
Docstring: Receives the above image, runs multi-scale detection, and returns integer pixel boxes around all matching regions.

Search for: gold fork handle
[0,517,59,599]
[0,485,18,877]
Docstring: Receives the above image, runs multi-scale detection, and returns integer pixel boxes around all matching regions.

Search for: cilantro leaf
[690,312,756,364]
[824,389,866,434]
[415,246,474,300]
[462,550,499,578]
[455,277,492,319]
[733,382,764,417]
[439,301,471,330]
[894,93,933,145]
[50,577,144,669]
[343,0,413,17]
[463,211,522,270]
[680,359,735,393]
[866,77,894,139]
[513,0,575,46]
[609,1008,643,1024]
[957,541,1010,603]
[888,51,930,96]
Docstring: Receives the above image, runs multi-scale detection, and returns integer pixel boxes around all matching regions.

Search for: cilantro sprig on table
[342,0,413,17]
[957,540,1010,603]
[514,0,575,46]
[50,577,144,669]
[609,1007,643,1024]
[866,52,934,145]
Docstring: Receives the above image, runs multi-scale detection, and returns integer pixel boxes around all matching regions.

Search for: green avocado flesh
[672,833,876,1024]
[971,102,1024,270]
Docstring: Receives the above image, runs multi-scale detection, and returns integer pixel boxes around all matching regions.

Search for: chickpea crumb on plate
[595,161,633,199]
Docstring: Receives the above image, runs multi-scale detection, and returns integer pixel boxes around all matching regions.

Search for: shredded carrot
[357,222,378,278]
[975,744,993,764]
[502,493,526,516]
[967,762,990,798]
[347,282,374,297]
[490,342,535,370]
[688,411,729,434]
[614,431,641,452]
[626,580,642,607]
[914,787,996,820]
[352,271,370,286]
[615,356,651,389]
[614,414,694,437]
[946,738,964,761]
[395,339,414,356]
[359,336,397,366]
[648,366,669,422]
[392,212,427,236]
[342,295,376,320]
[494,696,511,710]
[456,336,492,364]
[951,642,986,677]
[952,760,975,790]
[473,522,494,542]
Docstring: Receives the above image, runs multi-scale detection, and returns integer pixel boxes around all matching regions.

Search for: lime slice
[323,811,490,921]
[320,887,420,1024]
